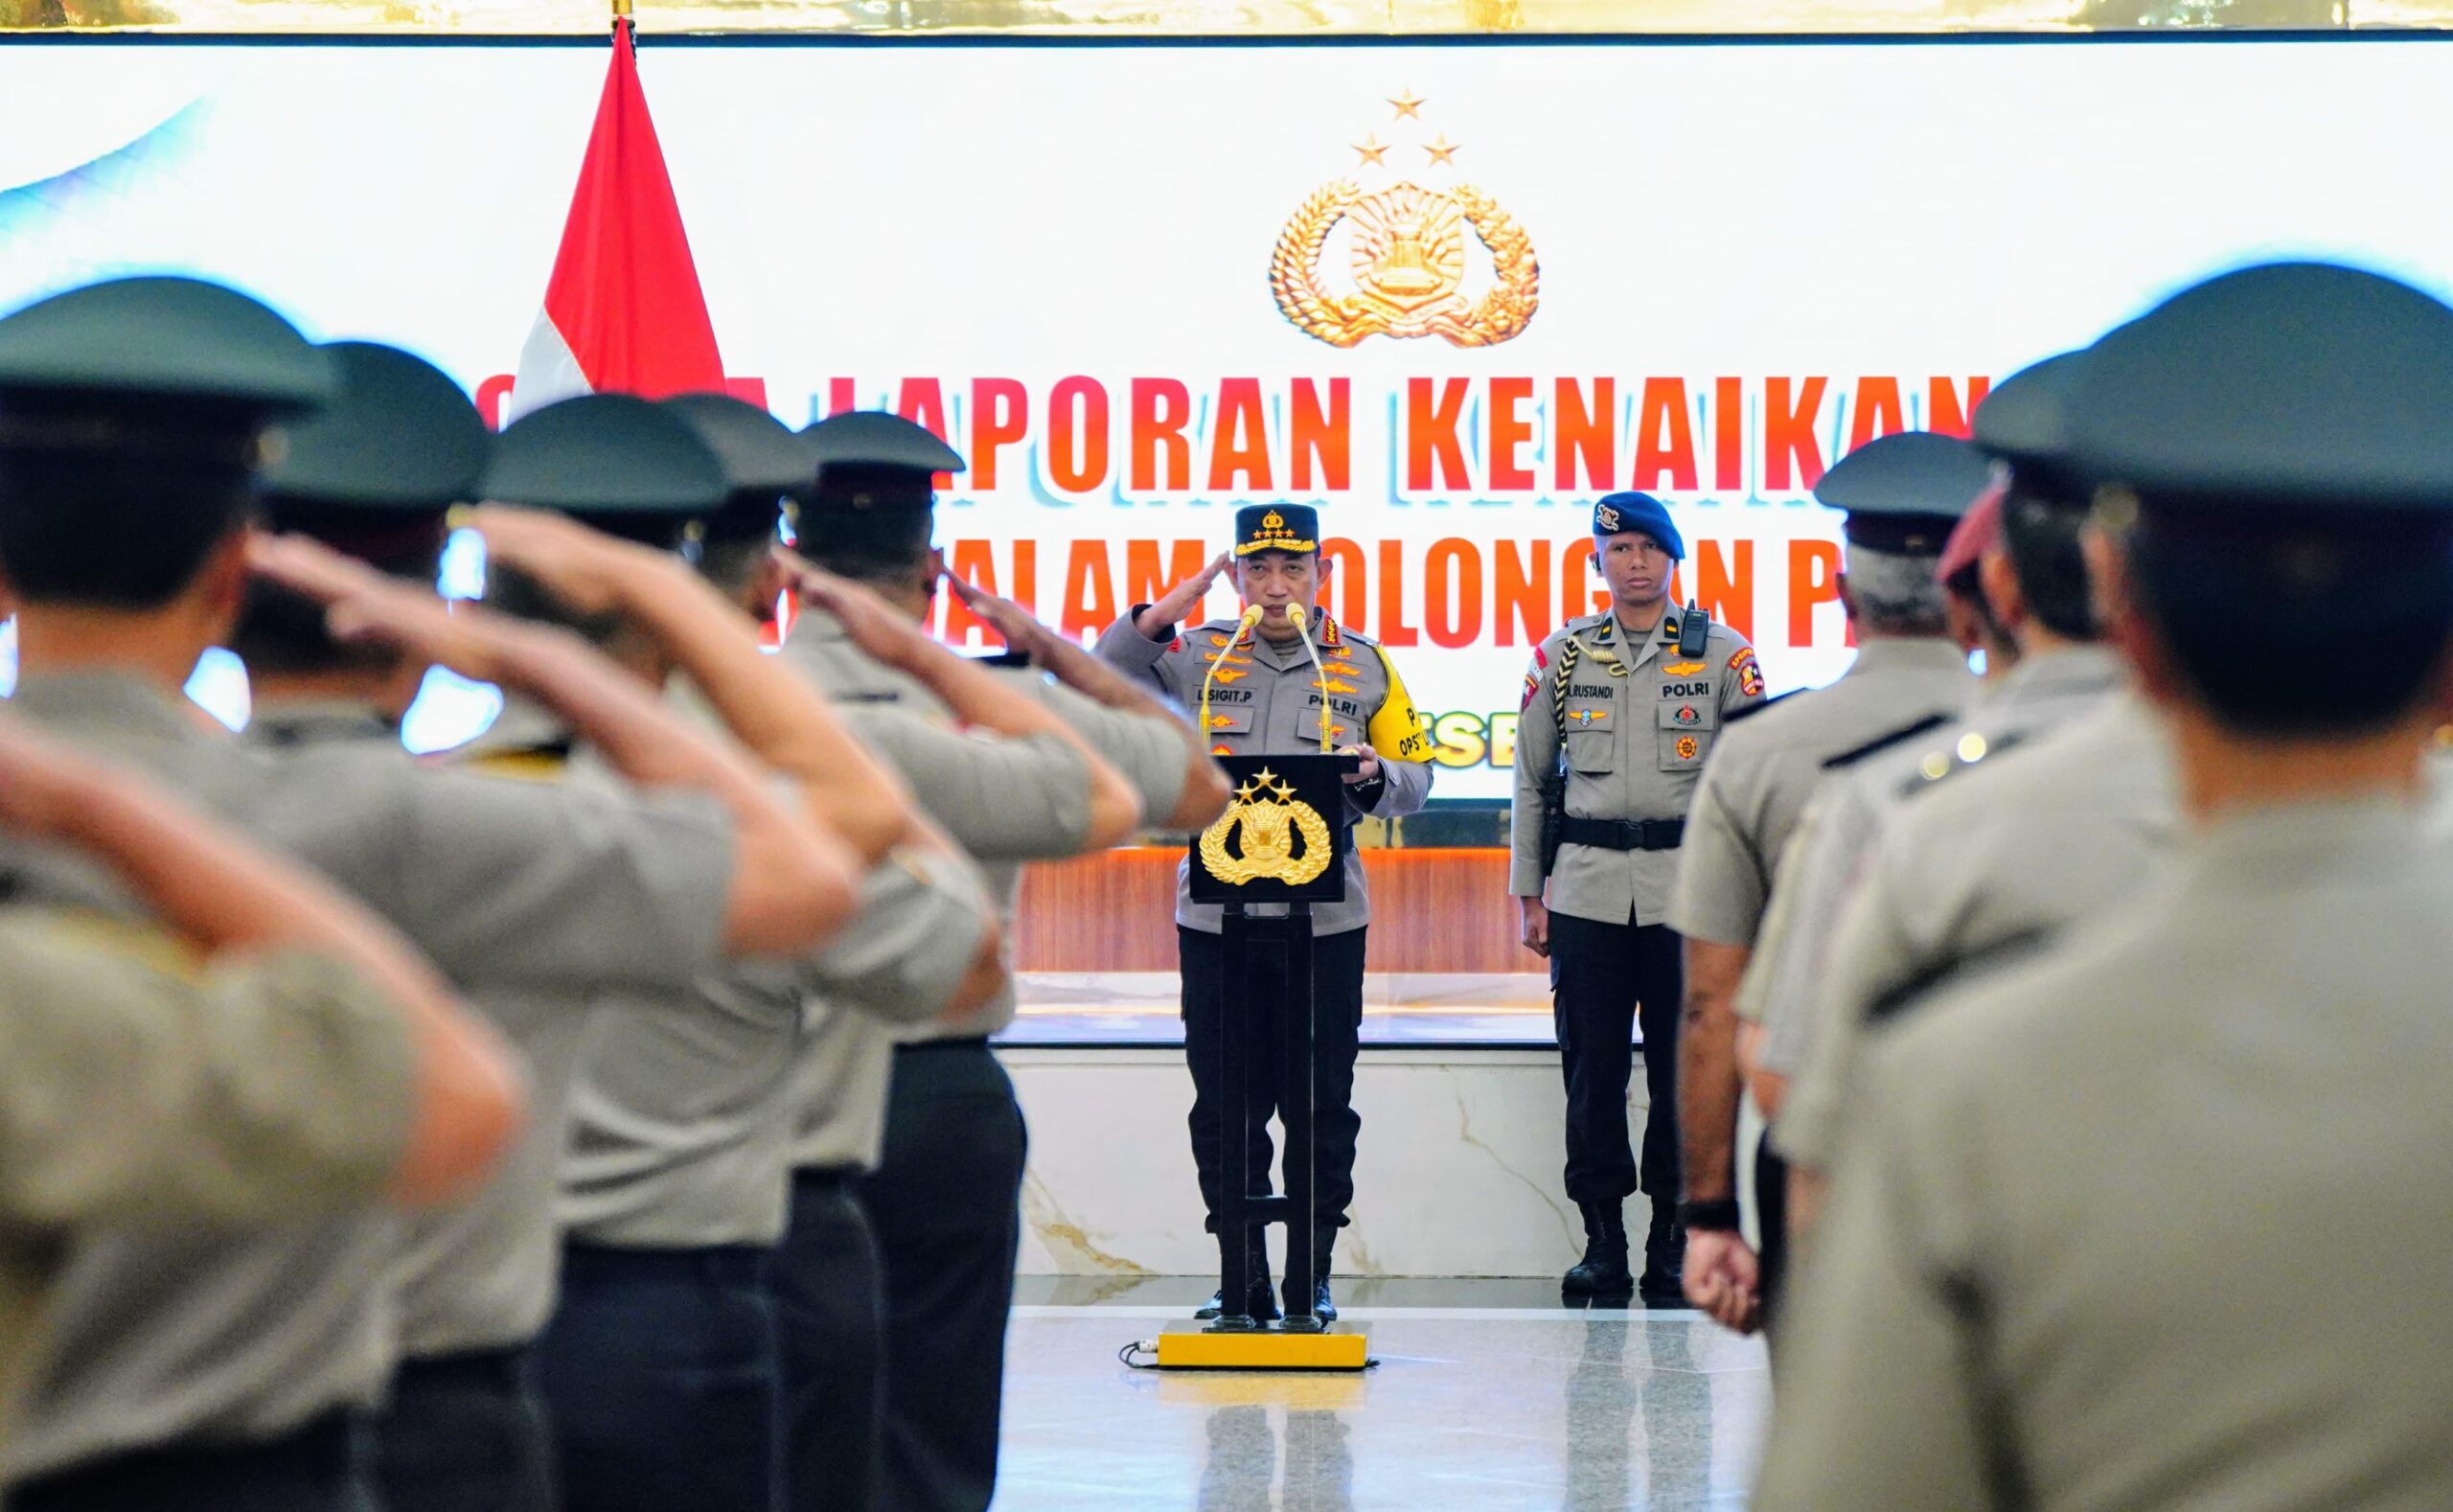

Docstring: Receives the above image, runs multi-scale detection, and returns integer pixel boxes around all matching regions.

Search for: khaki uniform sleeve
[1732,801,1823,1027]
[1754,1034,2006,1511]
[804,845,995,1026]
[1033,678,1192,829]
[1093,610,1180,700]
[1772,827,1922,1171]
[394,767,735,994]
[841,705,1094,861]
[0,912,417,1229]
[1665,754,1764,946]
[1507,641,1561,898]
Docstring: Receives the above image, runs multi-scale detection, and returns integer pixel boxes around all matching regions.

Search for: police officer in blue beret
[1508,493,1765,1303]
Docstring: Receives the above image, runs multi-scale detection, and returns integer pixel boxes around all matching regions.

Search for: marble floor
[997,1282,1772,1510]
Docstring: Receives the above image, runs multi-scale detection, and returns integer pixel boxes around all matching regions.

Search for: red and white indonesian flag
[506,18,725,419]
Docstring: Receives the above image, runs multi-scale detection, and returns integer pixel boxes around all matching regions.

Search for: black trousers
[1179,925,1369,1241]
[1547,911,1685,1208]
[1756,1133,1792,1338]
[373,1348,556,1512]
[533,1243,779,1512]
[11,1411,375,1512]
[771,1169,884,1512]
[855,1040,1028,1512]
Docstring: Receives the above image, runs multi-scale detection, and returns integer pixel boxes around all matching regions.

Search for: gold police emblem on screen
[1271,94,1538,349]
[1200,767,1334,886]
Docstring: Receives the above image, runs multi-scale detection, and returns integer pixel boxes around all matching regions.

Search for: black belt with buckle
[1558,815,1687,852]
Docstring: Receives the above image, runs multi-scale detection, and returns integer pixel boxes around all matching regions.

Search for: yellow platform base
[1153,1325,1371,1371]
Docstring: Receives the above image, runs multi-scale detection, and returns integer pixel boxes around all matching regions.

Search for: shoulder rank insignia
[1821,711,1950,769]
[1725,691,1792,725]
[1895,725,2030,799]
[1865,928,2051,1025]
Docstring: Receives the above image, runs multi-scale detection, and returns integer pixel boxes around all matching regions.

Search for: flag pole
[611,0,631,26]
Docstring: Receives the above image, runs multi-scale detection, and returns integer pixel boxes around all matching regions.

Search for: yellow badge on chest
[1663,660,1707,676]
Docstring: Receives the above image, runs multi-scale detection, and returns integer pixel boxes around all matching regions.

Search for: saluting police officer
[470,394,978,1512]
[1509,492,1763,1305]
[768,411,1149,1512]
[0,280,852,1512]
[1760,261,2453,1512]
[0,711,519,1461]
[1097,502,1436,1322]
[658,396,1022,1512]
[1668,432,1983,1334]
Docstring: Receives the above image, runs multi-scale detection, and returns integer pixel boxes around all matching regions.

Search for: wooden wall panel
[1013,847,1529,974]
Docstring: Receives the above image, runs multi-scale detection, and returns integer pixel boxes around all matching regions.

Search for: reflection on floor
[998,1279,1771,1510]
[1002,972,1569,1046]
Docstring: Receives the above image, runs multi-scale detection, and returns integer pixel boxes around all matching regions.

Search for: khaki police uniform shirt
[1757,795,2453,1512]
[1094,609,1434,935]
[791,657,1204,1170]
[1667,636,1973,947]
[0,672,734,1481]
[1507,608,1765,926]
[0,914,417,1455]
[538,681,991,1249]
[1742,646,2125,1096]
[1773,666,2159,1172]
[774,608,1095,1173]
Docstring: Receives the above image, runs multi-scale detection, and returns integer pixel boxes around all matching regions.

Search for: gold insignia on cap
[1596,503,1621,534]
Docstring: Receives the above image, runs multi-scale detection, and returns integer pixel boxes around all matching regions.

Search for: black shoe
[1283,1276,1338,1322]
[1193,1283,1281,1322]
[1636,1207,1687,1306]
[1283,1234,1341,1322]
[1562,1201,1634,1297]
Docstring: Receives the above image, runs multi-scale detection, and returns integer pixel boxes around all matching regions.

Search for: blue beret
[1593,492,1684,560]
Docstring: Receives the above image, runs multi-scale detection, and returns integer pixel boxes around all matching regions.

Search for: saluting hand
[1135,551,1232,640]
[248,532,524,688]
[461,505,663,619]
[947,576,1062,665]
[772,547,929,672]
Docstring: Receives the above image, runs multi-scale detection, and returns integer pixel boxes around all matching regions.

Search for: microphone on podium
[1199,604,1266,741]
[1286,605,1334,753]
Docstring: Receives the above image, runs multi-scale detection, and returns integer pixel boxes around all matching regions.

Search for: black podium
[1183,752,1360,1350]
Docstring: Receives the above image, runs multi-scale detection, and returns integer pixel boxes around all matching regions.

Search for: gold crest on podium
[1270,92,1539,349]
[1200,767,1335,886]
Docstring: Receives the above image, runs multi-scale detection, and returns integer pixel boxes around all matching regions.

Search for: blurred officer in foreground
[1759,261,2453,1510]
[1509,493,1762,1304]
[470,394,961,1512]
[1729,480,2020,1178]
[660,396,1013,1512]
[0,277,855,1512]
[0,711,516,1457]
[239,358,884,1512]
[1098,501,1433,1322]
[770,411,1156,1512]
[1668,433,1982,1335]
[1769,354,2144,1241]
